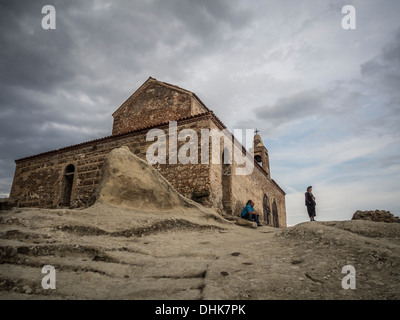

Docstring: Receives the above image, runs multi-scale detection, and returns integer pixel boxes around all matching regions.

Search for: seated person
[241,200,261,226]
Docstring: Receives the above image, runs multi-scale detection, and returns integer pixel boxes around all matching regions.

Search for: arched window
[65,164,75,174]
[221,148,232,214]
[254,154,262,166]
[263,194,271,226]
[272,200,279,228]
[60,164,75,207]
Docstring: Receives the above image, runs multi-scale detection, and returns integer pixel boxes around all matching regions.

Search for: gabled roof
[112,76,210,117]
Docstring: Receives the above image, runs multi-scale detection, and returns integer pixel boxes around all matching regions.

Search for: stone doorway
[60,164,75,207]
[263,194,271,226]
[221,149,232,214]
[272,200,279,228]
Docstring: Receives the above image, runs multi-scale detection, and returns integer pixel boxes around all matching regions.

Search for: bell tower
[252,129,270,178]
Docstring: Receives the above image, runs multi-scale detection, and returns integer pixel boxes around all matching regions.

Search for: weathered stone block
[235,218,257,228]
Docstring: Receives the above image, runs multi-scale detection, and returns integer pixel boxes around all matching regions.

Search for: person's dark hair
[307,186,312,190]
[246,200,252,205]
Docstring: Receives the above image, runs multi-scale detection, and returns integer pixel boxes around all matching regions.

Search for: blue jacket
[241,204,254,217]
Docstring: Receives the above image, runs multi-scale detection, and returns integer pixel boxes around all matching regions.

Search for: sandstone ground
[1,203,399,300]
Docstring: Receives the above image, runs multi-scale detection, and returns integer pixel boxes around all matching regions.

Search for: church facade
[9,77,286,227]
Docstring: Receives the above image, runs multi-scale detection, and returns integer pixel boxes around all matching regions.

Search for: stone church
[9,77,286,227]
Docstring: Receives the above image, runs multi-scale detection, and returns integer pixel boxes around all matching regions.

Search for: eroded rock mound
[352,210,400,223]
[91,146,198,211]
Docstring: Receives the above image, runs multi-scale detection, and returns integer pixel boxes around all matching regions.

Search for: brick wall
[11,116,213,209]
[112,81,208,135]
[207,122,287,227]
[10,114,286,227]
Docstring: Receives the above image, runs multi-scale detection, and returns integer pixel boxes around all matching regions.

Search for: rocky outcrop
[352,210,400,223]
[91,146,199,211]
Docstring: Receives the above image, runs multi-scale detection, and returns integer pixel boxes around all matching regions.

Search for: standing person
[305,186,316,221]
[241,200,262,226]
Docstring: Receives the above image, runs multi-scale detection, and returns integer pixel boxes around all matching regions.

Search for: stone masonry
[9,77,287,227]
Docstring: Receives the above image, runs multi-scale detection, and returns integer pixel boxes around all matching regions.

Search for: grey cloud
[361,29,400,91]
[359,28,400,134]
[0,0,255,197]
[254,90,324,124]
[154,0,252,35]
[246,29,400,139]
[0,1,83,92]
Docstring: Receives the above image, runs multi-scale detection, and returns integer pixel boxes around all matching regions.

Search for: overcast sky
[1,0,399,225]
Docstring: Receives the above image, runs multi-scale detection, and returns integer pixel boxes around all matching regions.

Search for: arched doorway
[263,194,271,226]
[272,200,279,228]
[221,149,232,214]
[60,164,75,207]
